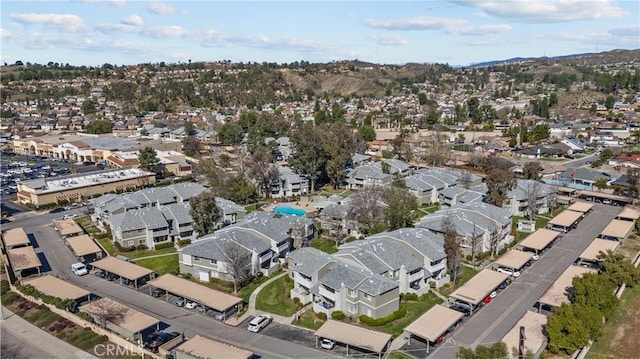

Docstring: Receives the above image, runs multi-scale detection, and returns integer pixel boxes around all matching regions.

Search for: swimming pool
[273,205,307,216]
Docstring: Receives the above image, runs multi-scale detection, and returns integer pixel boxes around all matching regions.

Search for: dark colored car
[49,207,66,214]
[152,288,166,297]
[450,305,471,316]
[144,331,180,352]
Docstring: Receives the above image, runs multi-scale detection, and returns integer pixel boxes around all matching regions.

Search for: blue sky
[1,1,638,67]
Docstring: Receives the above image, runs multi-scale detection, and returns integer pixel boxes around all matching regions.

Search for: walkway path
[1,306,97,359]
[130,251,178,261]
[225,272,290,327]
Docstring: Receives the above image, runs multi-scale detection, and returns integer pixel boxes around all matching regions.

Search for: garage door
[198,270,210,282]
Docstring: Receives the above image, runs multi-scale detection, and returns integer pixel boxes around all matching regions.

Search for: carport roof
[91,256,153,280]
[579,239,619,261]
[53,219,84,236]
[2,227,30,248]
[8,246,41,271]
[149,274,242,312]
[600,219,634,239]
[65,234,102,257]
[549,210,582,227]
[566,202,593,214]
[315,320,391,354]
[23,275,90,301]
[404,305,464,342]
[81,297,159,334]
[539,265,596,307]
[501,311,547,359]
[494,250,533,270]
[174,335,253,359]
[450,269,509,305]
[519,228,559,251]
[617,207,640,221]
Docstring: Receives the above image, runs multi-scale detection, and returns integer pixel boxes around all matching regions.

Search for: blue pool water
[273,205,307,216]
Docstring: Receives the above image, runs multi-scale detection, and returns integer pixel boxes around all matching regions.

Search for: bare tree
[223,242,252,293]
[87,298,126,329]
[523,180,542,221]
[247,145,279,198]
[346,186,385,235]
[488,222,500,259]
[459,171,473,189]
[442,213,462,285]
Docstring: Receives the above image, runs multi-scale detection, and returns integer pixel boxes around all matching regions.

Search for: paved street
[429,203,620,358]
[15,221,339,359]
[1,327,55,359]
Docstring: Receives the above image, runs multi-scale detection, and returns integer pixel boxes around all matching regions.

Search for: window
[209,259,217,265]
[348,289,357,298]
[362,292,372,301]
[347,304,358,314]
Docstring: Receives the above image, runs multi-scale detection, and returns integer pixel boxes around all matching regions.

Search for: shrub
[1,291,20,305]
[317,312,327,321]
[359,306,407,326]
[178,239,191,247]
[402,293,419,301]
[135,244,148,251]
[1,279,9,293]
[114,242,135,252]
[331,311,346,320]
[76,312,94,323]
[153,242,174,250]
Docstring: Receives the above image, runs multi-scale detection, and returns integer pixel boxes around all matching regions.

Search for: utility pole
[518,325,526,359]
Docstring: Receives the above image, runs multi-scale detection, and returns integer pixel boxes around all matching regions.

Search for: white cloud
[0,28,12,38]
[447,24,512,36]
[466,39,508,46]
[369,34,409,46]
[81,0,126,8]
[96,23,141,33]
[9,13,87,32]
[198,29,328,52]
[142,25,189,38]
[452,0,627,23]
[147,1,176,15]
[121,14,143,27]
[362,16,466,31]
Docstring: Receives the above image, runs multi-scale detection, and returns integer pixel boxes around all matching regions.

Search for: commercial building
[17,168,156,206]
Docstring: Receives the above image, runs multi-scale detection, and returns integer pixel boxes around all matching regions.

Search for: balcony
[313,297,335,315]
[319,286,336,301]
[293,273,313,289]
[408,270,423,283]
[290,286,312,305]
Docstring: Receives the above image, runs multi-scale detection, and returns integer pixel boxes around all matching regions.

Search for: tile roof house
[287,247,400,320]
[418,202,513,256]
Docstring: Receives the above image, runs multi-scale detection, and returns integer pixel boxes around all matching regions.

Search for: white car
[185,300,198,309]
[532,253,540,261]
[71,262,88,276]
[496,267,521,278]
[247,314,273,333]
[63,214,78,220]
[320,338,336,350]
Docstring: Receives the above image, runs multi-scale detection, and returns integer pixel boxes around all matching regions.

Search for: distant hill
[469,49,640,68]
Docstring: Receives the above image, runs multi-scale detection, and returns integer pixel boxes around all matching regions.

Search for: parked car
[320,338,336,350]
[247,314,273,333]
[71,262,88,276]
[185,300,198,310]
[175,297,186,307]
[152,288,166,297]
[532,253,540,261]
[496,267,521,278]
[450,304,471,316]
[214,306,238,321]
[144,331,180,352]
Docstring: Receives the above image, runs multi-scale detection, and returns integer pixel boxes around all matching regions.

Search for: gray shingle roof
[161,202,193,225]
[507,180,556,201]
[418,202,511,236]
[320,261,397,296]
[366,228,447,263]
[287,247,334,277]
[110,206,168,232]
[167,182,208,202]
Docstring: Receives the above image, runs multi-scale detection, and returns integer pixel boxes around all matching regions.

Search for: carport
[616,207,640,221]
[81,297,159,341]
[449,269,509,311]
[65,234,104,262]
[23,274,91,304]
[494,250,533,272]
[314,320,391,358]
[404,304,464,353]
[577,190,633,206]
[173,334,253,359]
[566,202,593,216]
[577,239,619,266]
[2,227,30,250]
[91,256,155,288]
[538,265,596,310]
[148,274,242,318]
[501,311,547,359]
[598,219,634,241]
[7,246,41,279]
[548,210,582,232]
[518,228,560,254]
[53,219,84,238]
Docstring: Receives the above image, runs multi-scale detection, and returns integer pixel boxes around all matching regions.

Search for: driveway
[428,203,620,358]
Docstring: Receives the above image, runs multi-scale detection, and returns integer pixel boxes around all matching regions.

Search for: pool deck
[263,198,318,215]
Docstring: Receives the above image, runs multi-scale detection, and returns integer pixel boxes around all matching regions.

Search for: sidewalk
[1,306,97,359]
[225,272,289,327]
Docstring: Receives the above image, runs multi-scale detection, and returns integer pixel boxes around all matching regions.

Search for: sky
[1,0,639,67]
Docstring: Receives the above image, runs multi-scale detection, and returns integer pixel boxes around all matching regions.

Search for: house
[270,166,309,198]
[318,203,363,239]
[439,184,487,207]
[505,180,557,217]
[556,168,613,191]
[335,228,449,294]
[179,212,316,282]
[109,207,171,249]
[561,137,587,152]
[346,162,394,189]
[382,159,412,178]
[418,202,513,256]
[403,169,461,204]
[287,247,400,320]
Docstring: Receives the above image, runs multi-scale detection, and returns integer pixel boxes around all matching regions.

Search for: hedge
[359,306,407,326]
[153,242,175,250]
[331,311,345,320]
[17,283,78,312]
[178,239,191,247]
[401,293,419,301]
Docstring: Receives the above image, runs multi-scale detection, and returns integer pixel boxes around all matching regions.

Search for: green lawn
[255,276,298,317]
[237,274,272,303]
[450,266,479,291]
[535,216,550,229]
[387,351,415,359]
[422,204,440,214]
[311,238,338,254]
[134,254,179,275]
[292,309,326,331]
[364,293,443,337]
[97,238,116,256]
[125,246,177,259]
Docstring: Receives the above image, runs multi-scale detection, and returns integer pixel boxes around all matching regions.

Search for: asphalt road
[1,327,55,359]
[564,153,599,169]
[428,203,620,358]
[16,220,340,359]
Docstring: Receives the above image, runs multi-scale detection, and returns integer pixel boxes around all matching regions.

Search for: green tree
[359,124,376,141]
[426,107,440,125]
[549,92,559,107]
[137,146,161,173]
[547,303,591,354]
[442,214,462,285]
[604,96,616,110]
[523,161,542,180]
[217,122,244,146]
[247,145,279,198]
[84,119,113,134]
[324,124,358,189]
[81,99,97,114]
[485,167,516,207]
[467,97,482,123]
[597,250,640,287]
[594,178,608,190]
[189,191,222,236]
[528,124,550,143]
[456,340,508,359]
[382,186,417,230]
[181,136,200,156]
[289,122,327,192]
